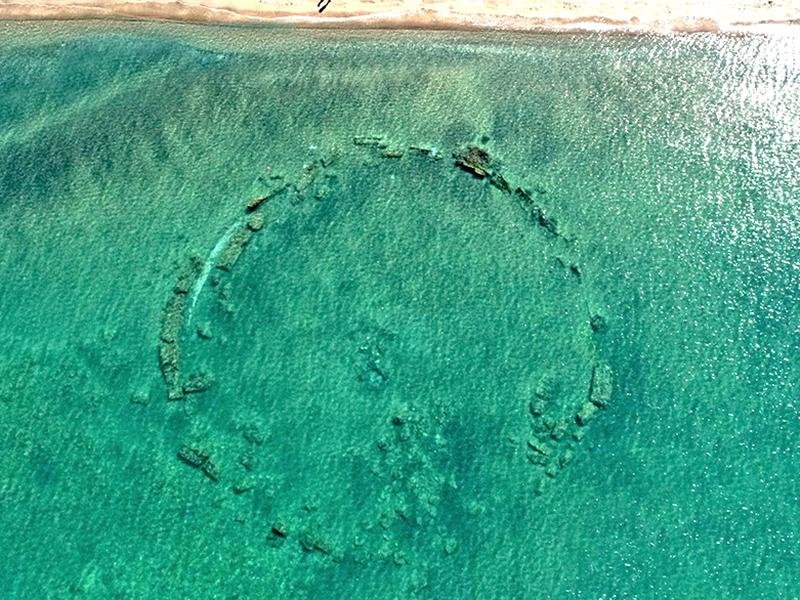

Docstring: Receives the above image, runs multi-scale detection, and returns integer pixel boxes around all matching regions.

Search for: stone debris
[177,445,219,482]
[452,145,563,240]
[514,187,559,237]
[525,364,614,485]
[451,145,508,192]
[299,530,332,555]
[408,145,441,159]
[173,255,205,294]
[443,538,458,555]
[182,371,213,395]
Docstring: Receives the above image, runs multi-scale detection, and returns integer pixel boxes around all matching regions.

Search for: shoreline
[1,2,799,35]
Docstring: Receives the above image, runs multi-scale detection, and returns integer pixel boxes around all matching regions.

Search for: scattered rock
[241,422,265,446]
[267,521,288,547]
[196,323,212,340]
[443,538,458,556]
[571,427,586,442]
[549,419,568,441]
[319,152,339,168]
[590,310,607,332]
[529,382,552,416]
[129,390,150,406]
[357,337,390,390]
[239,451,255,471]
[527,452,548,466]
[232,481,254,495]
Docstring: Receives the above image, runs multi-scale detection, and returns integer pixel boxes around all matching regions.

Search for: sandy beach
[0,0,798,33]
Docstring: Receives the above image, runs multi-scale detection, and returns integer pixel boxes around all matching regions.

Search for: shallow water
[0,22,798,598]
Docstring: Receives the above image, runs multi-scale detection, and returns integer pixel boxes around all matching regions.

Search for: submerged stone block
[247,176,286,212]
[527,438,552,456]
[576,401,599,426]
[267,520,288,547]
[216,226,253,271]
[409,145,441,159]
[183,371,213,395]
[589,307,608,332]
[158,341,181,399]
[559,448,576,468]
[246,196,269,212]
[353,135,387,148]
[299,530,332,556]
[453,145,492,178]
[160,294,186,344]
[158,293,187,401]
[246,211,265,231]
[590,362,613,408]
[177,445,219,482]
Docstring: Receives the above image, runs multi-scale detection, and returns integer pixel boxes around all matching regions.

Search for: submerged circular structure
[158,142,612,593]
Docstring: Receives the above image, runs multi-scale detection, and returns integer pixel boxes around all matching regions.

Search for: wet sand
[0,0,798,33]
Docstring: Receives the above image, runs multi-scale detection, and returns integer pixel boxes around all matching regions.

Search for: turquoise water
[0,22,799,598]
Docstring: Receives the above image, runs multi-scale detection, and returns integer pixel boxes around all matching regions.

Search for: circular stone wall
[159,142,612,592]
